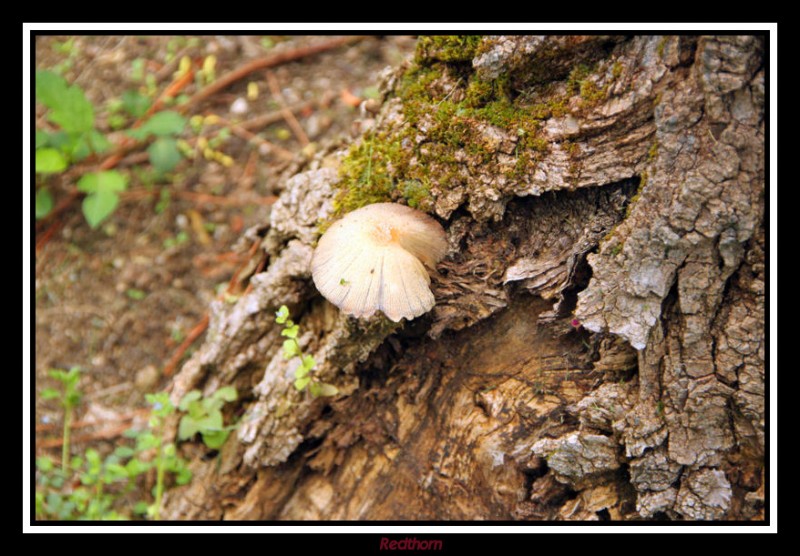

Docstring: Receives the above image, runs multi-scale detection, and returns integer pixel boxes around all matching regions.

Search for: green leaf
[125,458,150,476]
[70,134,94,161]
[201,430,229,450]
[126,288,146,300]
[175,466,192,485]
[317,383,339,397]
[42,130,71,151]
[36,70,68,109]
[77,170,127,194]
[294,376,311,391]
[35,130,49,149]
[178,416,199,440]
[202,395,224,413]
[77,171,127,228]
[65,391,82,407]
[133,501,149,514]
[137,110,186,137]
[35,148,68,174]
[104,463,129,482]
[300,355,315,373]
[135,432,159,451]
[66,366,82,383]
[185,399,205,420]
[40,388,60,400]
[121,89,151,118]
[82,189,119,229]
[147,137,182,173]
[48,84,95,133]
[281,324,299,339]
[36,188,54,219]
[308,382,322,397]
[275,305,289,324]
[36,456,54,472]
[282,339,299,359]
[85,448,101,468]
[78,130,111,156]
[48,369,68,381]
[178,390,202,411]
[113,446,135,459]
[294,365,310,379]
[213,386,237,402]
[197,410,223,432]
[130,59,145,82]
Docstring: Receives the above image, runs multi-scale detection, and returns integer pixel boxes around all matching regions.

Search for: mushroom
[311,203,447,322]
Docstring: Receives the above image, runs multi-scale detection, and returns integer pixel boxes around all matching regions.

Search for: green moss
[547,98,569,118]
[648,142,658,160]
[328,38,585,225]
[579,80,608,105]
[656,36,668,58]
[612,61,623,78]
[567,63,593,95]
[334,133,407,215]
[402,179,431,209]
[564,61,612,107]
[464,78,494,107]
[416,35,483,63]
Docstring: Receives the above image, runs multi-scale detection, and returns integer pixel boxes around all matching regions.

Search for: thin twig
[35,191,80,234]
[182,36,365,112]
[37,422,136,449]
[144,67,196,120]
[266,70,310,146]
[237,98,320,131]
[35,219,63,253]
[210,113,295,161]
[163,314,210,377]
[238,148,260,186]
[121,188,278,207]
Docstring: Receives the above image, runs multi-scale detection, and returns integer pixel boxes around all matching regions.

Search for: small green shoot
[143,392,191,520]
[41,366,82,474]
[126,288,146,300]
[275,305,338,398]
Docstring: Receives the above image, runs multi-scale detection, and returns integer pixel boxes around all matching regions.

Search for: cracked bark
[162,35,765,521]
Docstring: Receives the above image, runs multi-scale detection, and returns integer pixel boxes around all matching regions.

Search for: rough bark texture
[163,35,765,521]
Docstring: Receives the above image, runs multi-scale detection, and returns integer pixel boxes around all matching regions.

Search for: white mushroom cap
[311,203,447,322]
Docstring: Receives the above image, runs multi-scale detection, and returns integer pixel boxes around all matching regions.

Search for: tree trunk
[163,35,764,521]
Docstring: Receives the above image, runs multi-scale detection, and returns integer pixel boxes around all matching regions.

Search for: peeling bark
[163,35,765,521]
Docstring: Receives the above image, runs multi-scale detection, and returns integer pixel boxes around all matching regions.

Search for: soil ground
[34,35,415,463]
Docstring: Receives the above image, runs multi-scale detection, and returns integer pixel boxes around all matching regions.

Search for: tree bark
[163,35,764,521]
